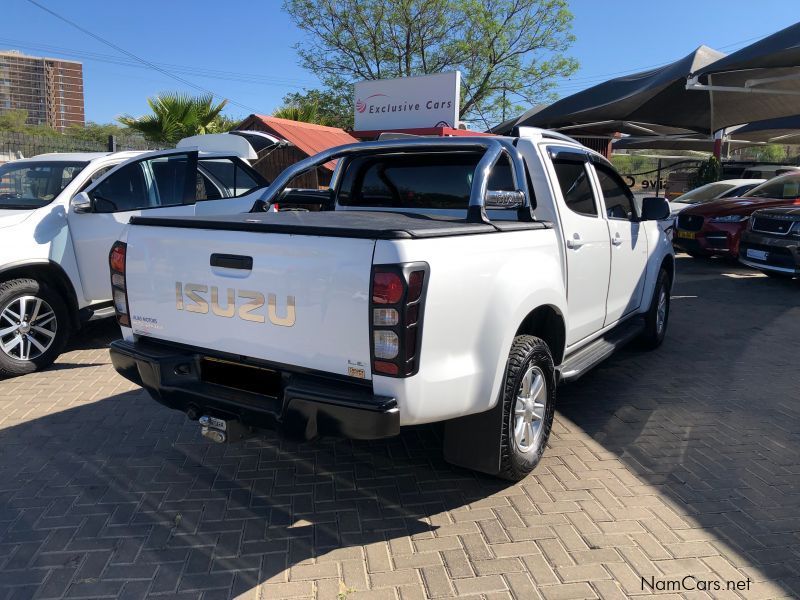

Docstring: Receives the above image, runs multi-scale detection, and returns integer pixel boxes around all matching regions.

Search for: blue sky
[4,0,799,125]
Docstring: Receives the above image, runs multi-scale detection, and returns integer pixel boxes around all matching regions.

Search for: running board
[559,318,644,383]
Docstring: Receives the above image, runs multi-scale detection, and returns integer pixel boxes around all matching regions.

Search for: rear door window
[552,160,598,217]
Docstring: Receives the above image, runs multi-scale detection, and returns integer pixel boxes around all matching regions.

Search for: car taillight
[370,263,428,377]
[109,241,130,327]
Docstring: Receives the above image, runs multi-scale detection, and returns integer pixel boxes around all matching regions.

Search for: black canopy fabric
[686,23,800,131]
[494,45,725,135]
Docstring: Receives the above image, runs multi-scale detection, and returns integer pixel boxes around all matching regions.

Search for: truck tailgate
[124,225,375,379]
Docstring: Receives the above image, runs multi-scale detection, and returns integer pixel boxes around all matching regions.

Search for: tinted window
[0,161,86,209]
[90,162,149,212]
[552,160,597,217]
[90,154,196,212]
[747,174,800,200]
[596,165,636,219]
[199,158,264,197]
[150,155,194,206]
[338,152,515,209]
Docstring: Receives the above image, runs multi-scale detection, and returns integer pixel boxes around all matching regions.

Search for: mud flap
[442,394,504,476]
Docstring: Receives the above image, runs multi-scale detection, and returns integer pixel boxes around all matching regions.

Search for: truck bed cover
[130,210,550,240]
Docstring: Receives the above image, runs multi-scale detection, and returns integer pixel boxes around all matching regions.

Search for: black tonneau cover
[130,210,551,240]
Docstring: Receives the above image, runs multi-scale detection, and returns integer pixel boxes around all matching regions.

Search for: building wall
[0,51,85,131]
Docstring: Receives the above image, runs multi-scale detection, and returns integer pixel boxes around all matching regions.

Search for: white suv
[0,136,271,377]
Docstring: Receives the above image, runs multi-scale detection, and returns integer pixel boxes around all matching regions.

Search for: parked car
[740,165,800,179]
[673,172,800,258]
[668,179,765,216]
[739,207,800,278]
[107,131,674,481]
[0,136,272,377]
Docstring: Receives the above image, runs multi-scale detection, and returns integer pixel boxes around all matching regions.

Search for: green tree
[277,88,353,129]
[0,109,30,132]
[118,93,234,144]
[283,0,578,128]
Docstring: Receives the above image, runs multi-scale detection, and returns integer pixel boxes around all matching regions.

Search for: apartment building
[0,50,85,131]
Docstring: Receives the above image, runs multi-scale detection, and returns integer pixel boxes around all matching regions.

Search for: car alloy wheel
[0,295,58,361]
[513,365,548,453]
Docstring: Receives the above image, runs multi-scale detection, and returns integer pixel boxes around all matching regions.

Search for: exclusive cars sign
[354,71,461,131]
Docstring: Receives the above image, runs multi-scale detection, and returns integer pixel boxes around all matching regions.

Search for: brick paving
[0,256,799,599]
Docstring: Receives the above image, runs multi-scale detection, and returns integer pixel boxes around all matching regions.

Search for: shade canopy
[686,22,800,131]
[612,136,757,152]
[493,45,725,135]
[727,114,800,143]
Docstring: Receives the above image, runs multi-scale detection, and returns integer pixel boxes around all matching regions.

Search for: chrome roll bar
[257,136,534,223]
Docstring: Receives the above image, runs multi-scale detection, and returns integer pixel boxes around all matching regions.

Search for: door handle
[612,234,623,246]
[210,253,253,270]
[566,233,584,250]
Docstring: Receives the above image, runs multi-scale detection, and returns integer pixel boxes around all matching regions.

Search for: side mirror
[484,189,524,209]
[641,196,670,221]
[70,192,92,213]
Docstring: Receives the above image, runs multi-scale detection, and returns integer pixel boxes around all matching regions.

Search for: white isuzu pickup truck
[108,130,674,480]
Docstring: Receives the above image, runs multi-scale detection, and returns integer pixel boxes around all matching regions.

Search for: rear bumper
[110,339,400,440]
[739,231,800,274]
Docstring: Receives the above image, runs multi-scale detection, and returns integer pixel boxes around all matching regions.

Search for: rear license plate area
[677,230,696,240]
[200,357,282,397]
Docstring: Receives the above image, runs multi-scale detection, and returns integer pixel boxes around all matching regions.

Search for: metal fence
[611,154,704,199]
[0,131,163,161]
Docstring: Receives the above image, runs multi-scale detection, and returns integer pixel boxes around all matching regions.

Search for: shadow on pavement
[558,256,800,594]
[0,389,508,598]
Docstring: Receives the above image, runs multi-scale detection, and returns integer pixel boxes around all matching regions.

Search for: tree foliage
[283,0,577,128]
[118,93,236,144]
[0,109,30,133]
[275,88,353,129]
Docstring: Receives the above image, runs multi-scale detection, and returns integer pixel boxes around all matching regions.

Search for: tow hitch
[198,415,251,443]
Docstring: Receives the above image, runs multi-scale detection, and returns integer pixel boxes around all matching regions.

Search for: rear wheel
[0,278,70,378]
[640,268,670,349]
[498,335,556,481]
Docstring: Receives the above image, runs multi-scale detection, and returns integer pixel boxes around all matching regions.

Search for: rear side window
[552,160,597,217]
[337,152,515,209]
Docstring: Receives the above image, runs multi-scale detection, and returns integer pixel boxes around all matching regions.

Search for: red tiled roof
[245,115,358,171]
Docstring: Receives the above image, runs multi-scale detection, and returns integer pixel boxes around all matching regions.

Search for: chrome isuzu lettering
[175,282,295,327]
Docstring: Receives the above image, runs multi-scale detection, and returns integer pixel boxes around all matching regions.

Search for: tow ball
[198,415,251,444]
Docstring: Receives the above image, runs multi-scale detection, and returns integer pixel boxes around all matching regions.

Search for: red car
[674,173,800,258]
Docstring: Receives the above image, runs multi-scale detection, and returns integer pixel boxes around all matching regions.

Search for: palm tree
[272,102,328,126]
[119,93,233,144]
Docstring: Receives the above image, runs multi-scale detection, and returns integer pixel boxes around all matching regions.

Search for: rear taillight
[370,263,428,377]
[109,241,130,327]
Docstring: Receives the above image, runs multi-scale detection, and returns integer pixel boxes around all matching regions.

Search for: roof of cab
[24,151,144,163]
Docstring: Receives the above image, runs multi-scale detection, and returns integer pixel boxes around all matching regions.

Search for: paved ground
[1,256,799,600]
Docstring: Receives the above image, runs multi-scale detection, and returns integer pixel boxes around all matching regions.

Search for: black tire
[640,268,670,350]
[498,335,556,482]
[0,278,71,378]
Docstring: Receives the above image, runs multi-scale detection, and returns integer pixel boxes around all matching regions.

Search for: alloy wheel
[0,296,58,361]
[513,365,548,453]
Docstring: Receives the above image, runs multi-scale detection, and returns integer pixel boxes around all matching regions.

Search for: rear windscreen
[337,152,514,209]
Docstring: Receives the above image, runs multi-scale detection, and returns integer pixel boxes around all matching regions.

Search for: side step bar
[559,318,644,383]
